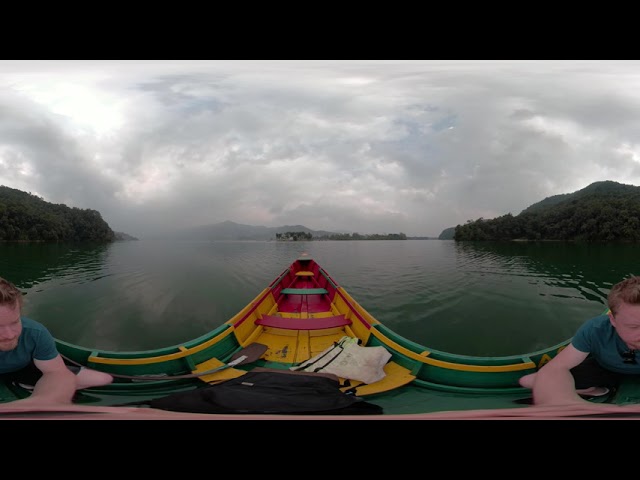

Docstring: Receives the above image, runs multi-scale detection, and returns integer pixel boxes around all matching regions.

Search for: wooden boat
[0,253,622,418]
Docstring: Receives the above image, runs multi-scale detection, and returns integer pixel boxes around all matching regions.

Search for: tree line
[0,186,115,242]
[455,183,640,242]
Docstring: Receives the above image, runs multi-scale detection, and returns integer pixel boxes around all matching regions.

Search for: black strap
[290,341,343,372]
[311,345,344,373]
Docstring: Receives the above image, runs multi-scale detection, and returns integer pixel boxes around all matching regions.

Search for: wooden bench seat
[256,314,351,330]
[280,288,328,295]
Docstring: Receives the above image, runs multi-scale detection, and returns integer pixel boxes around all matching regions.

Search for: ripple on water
[1,240,625,355]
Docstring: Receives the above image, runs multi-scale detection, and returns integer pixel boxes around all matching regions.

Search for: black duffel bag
[149,369,383,415]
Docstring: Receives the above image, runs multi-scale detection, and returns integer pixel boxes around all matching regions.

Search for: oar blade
[230,343,268,366]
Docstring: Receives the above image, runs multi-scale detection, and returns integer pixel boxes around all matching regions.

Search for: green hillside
[0,186,115,242]
[454,181,640,242]
[438,227,456,240]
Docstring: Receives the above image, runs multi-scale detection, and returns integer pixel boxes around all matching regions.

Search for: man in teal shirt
[0,276,112,407]
[520,275,640,405]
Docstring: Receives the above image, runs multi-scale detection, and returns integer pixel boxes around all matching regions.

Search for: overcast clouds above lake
[1,60,639,238]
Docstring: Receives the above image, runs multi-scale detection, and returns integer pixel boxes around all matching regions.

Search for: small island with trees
[275,231,407,241]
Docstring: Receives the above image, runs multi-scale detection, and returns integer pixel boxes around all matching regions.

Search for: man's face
[610,302,640,350]
[0,303,22,352]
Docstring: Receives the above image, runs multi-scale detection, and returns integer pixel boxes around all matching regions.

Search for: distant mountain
[114,231,139,241]
[163,220,341,241]
[454,180,640,242]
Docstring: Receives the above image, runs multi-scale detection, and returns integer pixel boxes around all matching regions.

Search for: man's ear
[609,311,616,327]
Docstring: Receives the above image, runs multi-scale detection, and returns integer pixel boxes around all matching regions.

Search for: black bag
[149,370,383,415]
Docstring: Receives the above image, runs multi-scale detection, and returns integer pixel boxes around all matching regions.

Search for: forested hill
[0,186,115,242]
[455,181,640,242]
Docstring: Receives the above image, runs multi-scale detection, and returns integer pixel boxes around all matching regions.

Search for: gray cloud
[1,60,640,238]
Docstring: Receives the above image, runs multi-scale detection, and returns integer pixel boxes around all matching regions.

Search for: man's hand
[533,344,590,406]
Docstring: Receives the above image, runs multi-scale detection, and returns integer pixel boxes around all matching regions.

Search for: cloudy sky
[1,60,639,238]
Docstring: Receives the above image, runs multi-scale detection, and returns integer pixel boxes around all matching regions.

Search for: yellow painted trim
[344,325,356,338]
[192,357,246,383]
[351,361,416,396]
[537,353,553,368]
[244,326,264,346]
[369,328,535,373]
[88,328,235,366]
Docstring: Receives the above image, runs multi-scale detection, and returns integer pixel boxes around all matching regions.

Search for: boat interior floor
[192,327,416,397]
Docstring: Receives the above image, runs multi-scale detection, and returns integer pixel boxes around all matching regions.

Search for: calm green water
[0,240,634,356]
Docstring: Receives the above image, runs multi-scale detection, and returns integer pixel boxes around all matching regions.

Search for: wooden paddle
[63,343,268,382]
[220,343,268,371]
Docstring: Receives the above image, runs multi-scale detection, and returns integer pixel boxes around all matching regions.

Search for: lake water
[0,240,634,356]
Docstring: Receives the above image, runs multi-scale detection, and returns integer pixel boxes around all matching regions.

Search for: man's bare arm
[533,344,590,406]
[0,355,77,408]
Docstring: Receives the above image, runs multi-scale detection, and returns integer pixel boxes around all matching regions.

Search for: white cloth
[292,336,391,384]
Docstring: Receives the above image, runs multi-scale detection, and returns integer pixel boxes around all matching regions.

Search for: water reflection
[0,240,636,356]
[0,243,111,290]
[454,241,628,303]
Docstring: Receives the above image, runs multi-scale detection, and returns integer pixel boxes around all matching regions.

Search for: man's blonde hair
[608,276,640,315]
[0,277,23,309]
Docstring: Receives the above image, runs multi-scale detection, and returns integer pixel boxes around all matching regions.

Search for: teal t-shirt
[572,314,640,374]
[0,317,59,374]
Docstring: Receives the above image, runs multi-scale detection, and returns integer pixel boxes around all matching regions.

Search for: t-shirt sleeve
[571,319,593,353]
[32,327,59,361]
